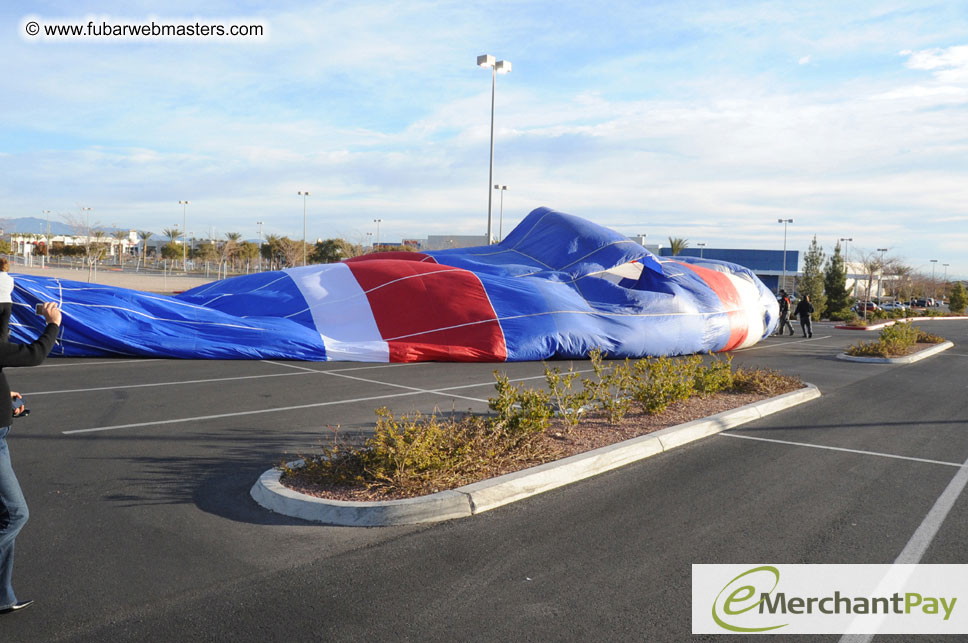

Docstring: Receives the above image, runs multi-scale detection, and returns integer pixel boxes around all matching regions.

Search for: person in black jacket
[0,302,61,615]
[775,290,794,336]
[794,294,814,338]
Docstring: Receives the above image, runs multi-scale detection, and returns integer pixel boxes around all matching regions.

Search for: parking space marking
[59,368,593,435]
[24,361,419,396]
[721,433,963,468]
[737,335,832,351]
[263,360,490,404]
[839,453,968,643]
[23,358,164,369]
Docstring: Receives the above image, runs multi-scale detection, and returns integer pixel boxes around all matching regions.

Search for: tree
[667,237,689,256]
[823,241,851,317]
[162,227,180,244]
[311,238,346,264]
[111,230,129,266]
[137,230,153,271]
[798,236,826,321]
[949,282,967,314]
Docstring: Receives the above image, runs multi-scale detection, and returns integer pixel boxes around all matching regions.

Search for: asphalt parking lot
[2,320,967,642]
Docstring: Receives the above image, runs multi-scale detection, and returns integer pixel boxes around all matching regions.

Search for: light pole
[42,209,52,268]
[373,218,383,248]
[257,221,264,271]
[365,231,373,249]
[839,237,854,296]
[777,218,793,294]
[178,200,190,270]
[696,242,706,259]
[930,259,938,300]
[876,248,888,300]
[494,185,507,241]
[478,54,512,245]
[298,191,310,266]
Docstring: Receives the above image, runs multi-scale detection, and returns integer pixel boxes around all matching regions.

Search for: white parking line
[59,367,596,435]
[838,454,968,643]
[721,433,963,468]
[737,335,831,351]
[24,361,419,396]
[262,360,490,404]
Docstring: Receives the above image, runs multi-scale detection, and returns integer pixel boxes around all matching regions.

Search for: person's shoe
[789,330,795,336]
[809,333,813,338]
[0,599,33,614]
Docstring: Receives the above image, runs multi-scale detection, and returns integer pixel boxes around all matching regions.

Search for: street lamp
[298,191,310,266]
[373,218,383,248]
[257,221,264,271]
[930,259,938,299]
[876,248,888,300]
[493,185,507,241]
[777,218,793,294]
[178,200,190,270]
[696,242,706,259]
[478,53,512,245]
[839,237,854,296]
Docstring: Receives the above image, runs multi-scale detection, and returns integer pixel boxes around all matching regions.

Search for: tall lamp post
[930,259,938,300]
[876,248,888,300]
[373,218,383,248]
[42,209,51,269]
[777,218,793,294]
[178,200,190,270]
[839,237,853,296]
[257,221,264,271]
[298,191,310,266]
[943,263,950,302]
[696,242,706,259]
[494,185,507,241]
[478,54,511,245]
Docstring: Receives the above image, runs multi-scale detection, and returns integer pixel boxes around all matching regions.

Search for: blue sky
[2,1,967,278]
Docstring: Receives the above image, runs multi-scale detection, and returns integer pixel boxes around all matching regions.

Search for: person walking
[0,302,61,615]
[775,289,794,336]
[794,294,814,338]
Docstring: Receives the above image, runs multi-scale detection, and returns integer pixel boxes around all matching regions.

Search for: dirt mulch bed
[282,387,795,503]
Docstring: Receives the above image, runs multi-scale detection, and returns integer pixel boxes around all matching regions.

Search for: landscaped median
[250,355,821,526]
[836,320,954,364]
[835,314,968,331]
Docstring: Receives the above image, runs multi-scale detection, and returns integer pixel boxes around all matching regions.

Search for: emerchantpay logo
[693,564,968,635]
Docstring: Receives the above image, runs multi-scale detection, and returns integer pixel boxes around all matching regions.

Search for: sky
[2,1,967,279]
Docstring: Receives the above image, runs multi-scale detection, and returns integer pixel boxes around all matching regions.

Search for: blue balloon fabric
[10,208,779,362]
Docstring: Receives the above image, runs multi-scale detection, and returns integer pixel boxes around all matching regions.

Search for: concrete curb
[836,340,954,364]
[835,316,968,331]
[251,383,821,526]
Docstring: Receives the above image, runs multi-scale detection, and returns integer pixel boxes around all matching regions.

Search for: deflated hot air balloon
[10,208,778,361]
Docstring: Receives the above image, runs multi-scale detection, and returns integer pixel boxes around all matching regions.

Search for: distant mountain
[0,217,126,236]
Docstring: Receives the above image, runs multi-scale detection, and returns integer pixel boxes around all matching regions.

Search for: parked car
[852,301,879,313]
[912,299,929,308]
[881,302,908,311]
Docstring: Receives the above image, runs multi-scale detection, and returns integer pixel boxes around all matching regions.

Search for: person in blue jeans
[0,302,61,615]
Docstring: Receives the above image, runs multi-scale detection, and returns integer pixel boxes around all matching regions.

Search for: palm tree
[111,230,129,268]
[668,236,689,256]
[137,231,153,271]
[222,232,242,275]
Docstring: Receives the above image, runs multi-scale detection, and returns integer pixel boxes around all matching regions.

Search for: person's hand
[41,302,62,326]
[11,391,24,417]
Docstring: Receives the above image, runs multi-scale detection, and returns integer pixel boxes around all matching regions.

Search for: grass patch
[282,353,803,499]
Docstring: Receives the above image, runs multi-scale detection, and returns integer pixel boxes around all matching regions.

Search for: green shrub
[916,329,945,344]
[694,356,735,396]
[879,321,917,354]
[730,367,802,395]
[827,308,856,322]
[631,356,697,414]
[544,363,589,428]
[582,349,635,423]
[844,341,889,358]
[489,373,552,437]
